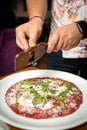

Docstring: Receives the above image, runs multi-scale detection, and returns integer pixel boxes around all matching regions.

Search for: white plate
[0,70,87,130]
[0,120,10,130]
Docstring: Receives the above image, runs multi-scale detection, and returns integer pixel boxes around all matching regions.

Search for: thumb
[47,40,55,53]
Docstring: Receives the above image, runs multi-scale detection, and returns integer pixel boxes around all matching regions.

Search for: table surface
[0,66,87,130]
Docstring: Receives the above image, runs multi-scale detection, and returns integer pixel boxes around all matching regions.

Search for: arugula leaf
[40,81,50,92]
[17,86,30,92]
[59,89,70,98]
[21,80,35,85]
[64,83,71,89]
[55,96,65,108]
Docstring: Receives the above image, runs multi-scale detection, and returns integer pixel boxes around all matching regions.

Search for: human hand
[47,23,83,53]
[16,18,43,50]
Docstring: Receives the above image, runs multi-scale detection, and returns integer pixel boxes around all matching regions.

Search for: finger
[64,42,77,50]
[29,36,37,47]
[29,31,40,47]
[61,39,77,50]
[63,44,72,50]
[47,34,58,53]
[55,36,71,51]
[16,35,30,50]
[16,38,25,50]
[16,32,30,50]
[52,37,64,52]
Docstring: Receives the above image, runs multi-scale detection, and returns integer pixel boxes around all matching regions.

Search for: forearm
[26,0,48,20]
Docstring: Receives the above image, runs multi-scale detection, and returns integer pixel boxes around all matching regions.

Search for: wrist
[29,16,44,25]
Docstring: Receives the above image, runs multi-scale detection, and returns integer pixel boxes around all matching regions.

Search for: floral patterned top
[50,0,87,58]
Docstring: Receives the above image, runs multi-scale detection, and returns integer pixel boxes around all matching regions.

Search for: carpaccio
[5,77,83,119]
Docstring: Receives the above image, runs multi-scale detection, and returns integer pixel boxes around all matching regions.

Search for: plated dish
[5,77,82,119]
[0,70,87,130]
